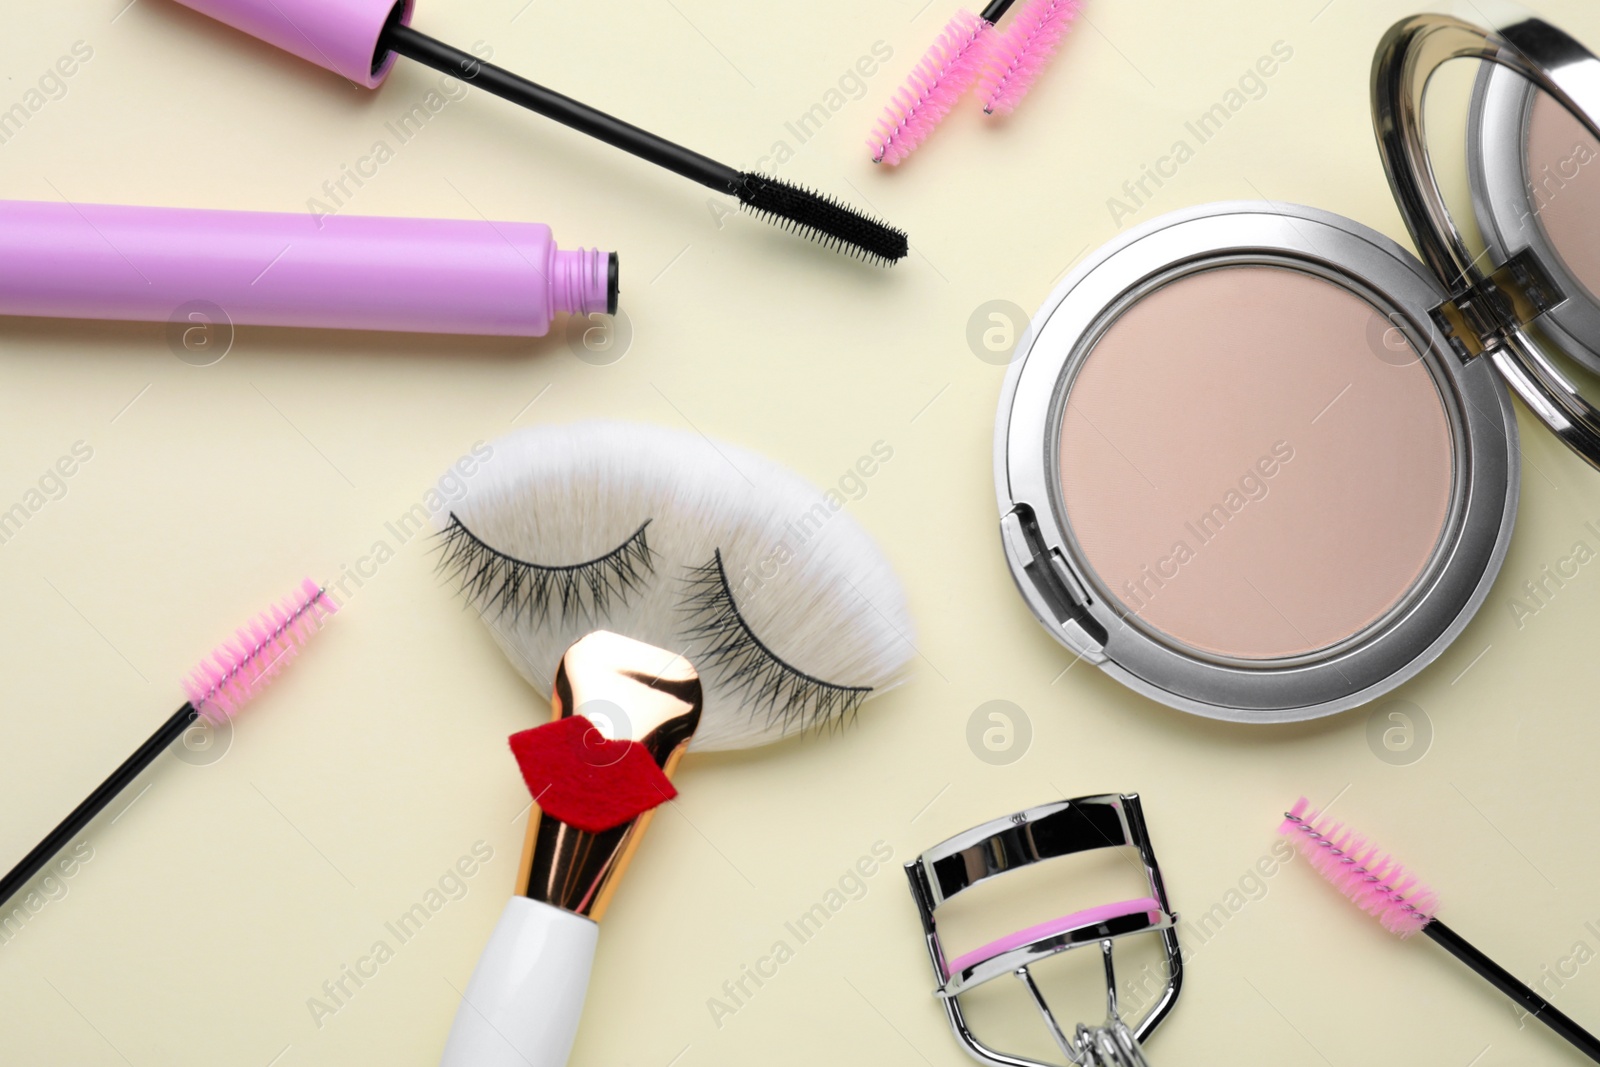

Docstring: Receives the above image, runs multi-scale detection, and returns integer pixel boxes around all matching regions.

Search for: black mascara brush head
[735,174,909,265]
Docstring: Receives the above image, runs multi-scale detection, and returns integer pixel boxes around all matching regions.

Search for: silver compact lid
[1374,6,1600,467]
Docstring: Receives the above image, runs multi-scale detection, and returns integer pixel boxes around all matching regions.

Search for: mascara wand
[1281,797,1600,1063]
[167,0,909,265]
[0,580,336,910]
[380,25,908,264]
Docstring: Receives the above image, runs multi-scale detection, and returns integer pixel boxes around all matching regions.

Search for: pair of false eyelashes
[434,514,870,735]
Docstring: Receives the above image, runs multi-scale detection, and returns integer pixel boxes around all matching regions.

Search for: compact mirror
[1377,8,1600,466]
[1471,49,1600,370]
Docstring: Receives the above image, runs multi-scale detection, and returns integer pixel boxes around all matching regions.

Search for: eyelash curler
[904,793,1182,1067]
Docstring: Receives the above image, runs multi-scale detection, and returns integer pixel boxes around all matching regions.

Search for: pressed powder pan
[1057,263,1457,663]
[995,10,1600,722]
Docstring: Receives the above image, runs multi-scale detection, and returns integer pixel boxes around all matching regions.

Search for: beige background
[3,0,1600,1064]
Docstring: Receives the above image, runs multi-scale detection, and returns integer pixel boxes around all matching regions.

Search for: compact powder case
[996,11,1600,722]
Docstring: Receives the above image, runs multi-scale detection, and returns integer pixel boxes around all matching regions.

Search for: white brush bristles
[434,421,914,751]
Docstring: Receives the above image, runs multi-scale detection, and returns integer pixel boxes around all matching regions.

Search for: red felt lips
[508,715,678,833]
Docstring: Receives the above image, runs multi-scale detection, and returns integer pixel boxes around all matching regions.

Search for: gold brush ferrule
[515,631,702,922]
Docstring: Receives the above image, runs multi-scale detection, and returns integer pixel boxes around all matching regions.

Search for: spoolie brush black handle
[979,0,1020,23]
[0,703,198,910]
[0,580,333,911]
[1425,920,1600,1062]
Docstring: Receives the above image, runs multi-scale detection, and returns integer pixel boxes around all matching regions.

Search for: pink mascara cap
[170,0,415,89]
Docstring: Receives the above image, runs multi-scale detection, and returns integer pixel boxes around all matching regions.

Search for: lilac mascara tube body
[0,199,617,337]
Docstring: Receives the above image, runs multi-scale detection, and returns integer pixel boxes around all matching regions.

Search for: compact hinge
[1432,246,1566,363]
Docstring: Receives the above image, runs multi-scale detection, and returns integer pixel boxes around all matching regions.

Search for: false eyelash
[681,550,872,736]
[435,513,655,626]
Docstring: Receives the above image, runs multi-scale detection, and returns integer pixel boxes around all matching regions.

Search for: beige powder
[1057,266,1454,660]
[1528,91,1600,296]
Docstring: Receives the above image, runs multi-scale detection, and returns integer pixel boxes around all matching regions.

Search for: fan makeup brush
[869,0,1018,166]
[166,0,909,265]
[1281,797,1600,1063]
[430,421,913,1067]
[0,580,336,910]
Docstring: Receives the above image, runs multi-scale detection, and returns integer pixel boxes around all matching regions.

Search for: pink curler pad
[0,199,617,338]
[170,0,412,88]
[945,897,1164,977]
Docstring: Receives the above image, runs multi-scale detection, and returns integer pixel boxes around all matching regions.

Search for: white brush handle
[439,897,598,1067]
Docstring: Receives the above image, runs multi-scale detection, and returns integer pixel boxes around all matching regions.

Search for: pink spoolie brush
[0,580,336,909]
[977,0,1082,116]
[1282,797,1600,1062]
[182,578,335,720]
[869,4,1009,166]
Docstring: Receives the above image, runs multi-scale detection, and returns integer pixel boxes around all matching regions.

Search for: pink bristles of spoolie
[183,578,337,723]
[977,0,1082,116]
[869,9,994,166]
[1279,797,1439,938]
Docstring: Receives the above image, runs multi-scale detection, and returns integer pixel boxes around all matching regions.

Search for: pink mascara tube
[0,199,617,337]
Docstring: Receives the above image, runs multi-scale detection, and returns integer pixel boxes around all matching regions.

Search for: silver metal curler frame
[904,794,1182,1067]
